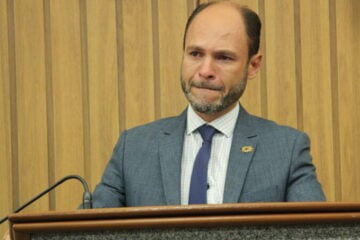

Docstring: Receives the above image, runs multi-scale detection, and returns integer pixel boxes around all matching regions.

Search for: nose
[198,58,216,80]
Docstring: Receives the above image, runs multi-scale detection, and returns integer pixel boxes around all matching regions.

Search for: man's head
[183,1,261,60]
[181,1,262,122]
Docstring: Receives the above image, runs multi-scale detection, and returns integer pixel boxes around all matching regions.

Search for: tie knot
[197,125,217,142]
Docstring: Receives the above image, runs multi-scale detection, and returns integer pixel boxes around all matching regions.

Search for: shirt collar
[186,103,239,138]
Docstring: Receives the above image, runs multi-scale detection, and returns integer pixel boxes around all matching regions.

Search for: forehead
[185,4,248,51]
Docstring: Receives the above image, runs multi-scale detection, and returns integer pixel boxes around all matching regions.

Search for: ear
[247,53,262,80]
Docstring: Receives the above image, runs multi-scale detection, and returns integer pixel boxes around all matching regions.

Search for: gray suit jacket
[92,105,325,207]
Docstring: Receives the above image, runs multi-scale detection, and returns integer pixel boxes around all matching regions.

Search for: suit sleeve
[91,131,127,208]
[286,132,326,201]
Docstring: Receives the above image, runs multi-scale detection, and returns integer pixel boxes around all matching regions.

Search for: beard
[181,73,248,115]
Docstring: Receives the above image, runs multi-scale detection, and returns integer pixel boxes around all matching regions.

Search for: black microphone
[0,174,92,224]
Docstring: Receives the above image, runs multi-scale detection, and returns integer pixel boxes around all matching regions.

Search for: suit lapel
[157,106,258,204]
[158,111,187,205]
[223,106,258,203]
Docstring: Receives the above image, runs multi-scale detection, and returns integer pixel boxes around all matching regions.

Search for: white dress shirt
[181,104,239,204]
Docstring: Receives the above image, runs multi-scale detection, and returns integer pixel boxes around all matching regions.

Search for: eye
[217,55,233,61]
[188,51,203,58]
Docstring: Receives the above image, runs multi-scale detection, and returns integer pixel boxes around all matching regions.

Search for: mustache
[190,81,223,91]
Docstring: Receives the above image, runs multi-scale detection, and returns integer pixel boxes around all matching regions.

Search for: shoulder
[253,115,303,136]
[239,108,308,144]
[129,113,185,134]
[119,110,187,140]
[109,111,187,159]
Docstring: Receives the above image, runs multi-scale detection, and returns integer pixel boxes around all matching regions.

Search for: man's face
[181,4,251,120]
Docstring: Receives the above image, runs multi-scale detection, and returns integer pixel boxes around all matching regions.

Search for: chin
[191,95,221,106]
[192,91,222,103]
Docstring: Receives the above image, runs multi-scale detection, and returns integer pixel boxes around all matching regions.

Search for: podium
[8,202,360,239]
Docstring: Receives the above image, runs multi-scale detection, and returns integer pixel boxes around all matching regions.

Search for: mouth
[192,87,221,97]
[189,82,224,102]
[190,81,223,91]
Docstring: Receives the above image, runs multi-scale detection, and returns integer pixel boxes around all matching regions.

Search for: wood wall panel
[1,0,359,236]
[13,0,49,212]
[263,0,298,127]
[86,0,120,189]
[0,0,12,235]
[336,0,360,201]
[299,0,335,200]
[122,0,155,128]
[157,0,188,117]
[49,0,85,210]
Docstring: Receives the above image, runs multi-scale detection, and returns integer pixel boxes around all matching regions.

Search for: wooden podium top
[8,202,360,240]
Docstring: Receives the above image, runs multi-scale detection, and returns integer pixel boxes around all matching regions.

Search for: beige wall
[1,0,359,235]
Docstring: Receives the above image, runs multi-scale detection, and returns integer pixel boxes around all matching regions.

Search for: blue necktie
[189,125,217,204]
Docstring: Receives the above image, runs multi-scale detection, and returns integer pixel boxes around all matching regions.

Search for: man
[91,1,325,207]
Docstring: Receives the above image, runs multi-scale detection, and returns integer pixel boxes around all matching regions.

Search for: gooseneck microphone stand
[0,174,92,224]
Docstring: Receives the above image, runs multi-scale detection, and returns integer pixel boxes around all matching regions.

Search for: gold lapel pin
[241,146,254,153]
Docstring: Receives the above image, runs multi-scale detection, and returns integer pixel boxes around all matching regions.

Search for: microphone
[0,174,92,224]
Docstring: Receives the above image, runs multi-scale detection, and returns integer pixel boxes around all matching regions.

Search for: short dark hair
[182,2,261,59]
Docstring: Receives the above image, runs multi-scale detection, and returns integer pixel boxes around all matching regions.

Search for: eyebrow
[185,45,203,52]
[185,45,240,60]
[215,50,237,58]
[186,45,237,55]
